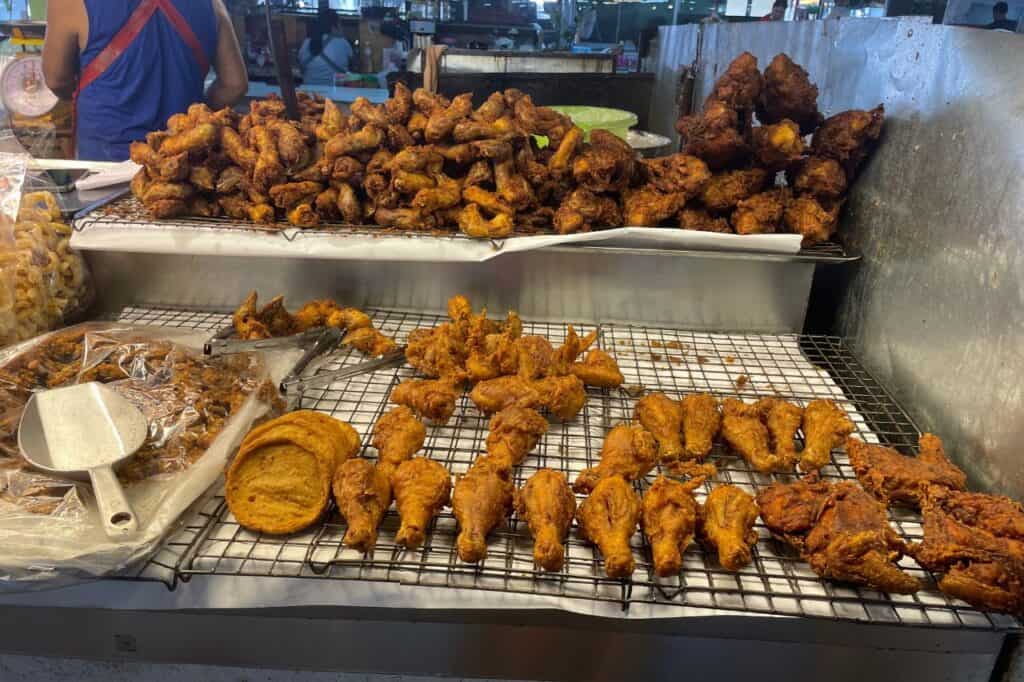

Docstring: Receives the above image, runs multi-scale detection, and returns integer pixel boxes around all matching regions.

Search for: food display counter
[1,18,1022,682]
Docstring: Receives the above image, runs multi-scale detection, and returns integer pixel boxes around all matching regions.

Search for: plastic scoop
[18,382,148,537]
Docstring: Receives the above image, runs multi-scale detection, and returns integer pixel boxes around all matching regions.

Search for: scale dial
[2,55,58,118]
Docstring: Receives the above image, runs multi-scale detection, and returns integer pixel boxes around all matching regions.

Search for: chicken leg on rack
[516,469,577,571]
[332,459,392,553]
[642,475,703,577]
[392,457,452,549]
[452,454,515,563]
[576,475,641,578]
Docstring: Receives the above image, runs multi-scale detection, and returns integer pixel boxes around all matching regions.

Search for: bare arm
[206,0,248,109]
[42,0,86,99]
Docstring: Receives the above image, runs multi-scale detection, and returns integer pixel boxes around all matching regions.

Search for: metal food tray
[115,305,1018,632]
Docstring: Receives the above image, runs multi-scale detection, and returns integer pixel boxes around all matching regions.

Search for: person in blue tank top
[42,0,248,161]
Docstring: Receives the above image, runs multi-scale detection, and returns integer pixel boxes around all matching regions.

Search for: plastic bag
[0,322,284,586]
[0,152,28,347]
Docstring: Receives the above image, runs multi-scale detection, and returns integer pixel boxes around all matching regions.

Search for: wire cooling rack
[78,194,855,261]
[115,304,1017,631]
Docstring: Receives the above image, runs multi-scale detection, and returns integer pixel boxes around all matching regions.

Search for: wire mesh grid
[115,304,1018,631]
[77,194,853,260]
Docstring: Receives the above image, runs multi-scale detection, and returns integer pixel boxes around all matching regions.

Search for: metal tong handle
[205,327,327,356]
[89,464,139,537]
[280,347,407,396]
[277,327,344,394]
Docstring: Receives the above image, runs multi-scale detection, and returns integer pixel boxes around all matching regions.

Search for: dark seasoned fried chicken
[676,101,751,171]
[574,424,658,493]
[681,393,721,459]
[678,207,732,233]
[516,468,576,571]
[576,475,641,578]
[732,188,789,235]
[453,454,514,562]
[799,399,854,472]
[553,188,622,234]
[622,186,686,227]
[847,434,967,508]
[390,377,459,424]
[392,457,452,549]
[485,406,548,467]
[372,406,426,473]
[642,153,712,198]
[751,119,806,170]
[784,195,841,246]
[701,168,769,213]
[572,130,638,193]
[642,476,702,576]
[332,459,392,553]
[811,105,885,175]
[635,392,685,463]
[705,51,762,112]
[757,475,832,550]
[791,156,847,200]
[757,53,823,135]
[700,484,759,571]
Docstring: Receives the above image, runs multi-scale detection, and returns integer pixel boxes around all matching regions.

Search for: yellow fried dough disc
[227,425,336,535]
[241,411,361,470]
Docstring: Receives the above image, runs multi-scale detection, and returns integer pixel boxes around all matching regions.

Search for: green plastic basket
[548,105,638,141]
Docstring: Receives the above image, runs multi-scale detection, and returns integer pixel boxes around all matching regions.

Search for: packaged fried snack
[227,411,360,534]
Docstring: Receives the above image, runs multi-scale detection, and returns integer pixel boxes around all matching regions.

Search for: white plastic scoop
[18,382,148,537]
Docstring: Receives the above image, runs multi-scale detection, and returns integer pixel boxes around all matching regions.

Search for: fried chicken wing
[799,399,854,472]
[721,398,792,472]
[571,348,624,388]
[784,195,841,246]
[548,126,583,175]
[755,397,803,465]
[486,406,548,467]
[790,156,847,200]
[681,393,722,460]
[706,51,762,112]
[325,124,385,159]
[678,207,732,233]
[372,406,426,474]
[642,476,703,576]
[701,168,769,213]
[757,53,823,134]
[700,484,759,570]
[574,424,658,493]
[160,122,218,156]
[535,374,587,421]
[473,91,507,123]
[462,185,514,216]
[516,469,576,571]
[412,174,462,213]
[494,158,534,208]
[391,377,459,424]
[847,434,967,508]
[453,454,514,562]
[333,458,392,553]
[811,105,884,175]
[392,457,452,549]
[751,119,805,170]
[425,93,474,143]
[732,188,788,235]
[635,393,684,463]
[576,475,641,578]
[269,181,324,208]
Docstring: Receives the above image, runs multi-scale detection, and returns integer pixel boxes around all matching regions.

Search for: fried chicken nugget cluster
[675,52,884,245]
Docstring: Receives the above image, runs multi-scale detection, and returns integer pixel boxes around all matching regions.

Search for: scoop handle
[89,465,139,537]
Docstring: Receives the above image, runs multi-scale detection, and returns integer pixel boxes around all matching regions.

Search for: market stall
[0,17,1021,682]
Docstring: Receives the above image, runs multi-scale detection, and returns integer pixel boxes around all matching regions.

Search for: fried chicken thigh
[681,393,722,459]
[847,434,967,508]
[574,424,659,493]
[391,378,459,424]
[642,476,702,576]
[485,406,548,467]
[721,398,791,472]
[576,475,641,578]
[392,457,452,549]
[372,406,426,473]
[635,392,685,463]
[799,399,854,472]
[332,458,392,553]
[757,475,832,549]
[453,455,514,562]
[516,469,577,571]
[700,484,759,570]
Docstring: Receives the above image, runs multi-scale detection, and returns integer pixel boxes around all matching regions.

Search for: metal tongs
[204,324,330,356]
[280,347,406,397]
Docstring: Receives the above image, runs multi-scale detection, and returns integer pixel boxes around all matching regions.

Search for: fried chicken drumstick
[721,398,793,473]
[392,457,452,549]
[800,399,854,472]
[372,406,426,474]
[332,458,392,553]
[700,484,759,571]
[635,392,685,463]
[681,393,722,459]
[576,475,641,578]
[642,476,703,577]
[452,455,514,563]
[516,469,577,571]
[574,423,659,493]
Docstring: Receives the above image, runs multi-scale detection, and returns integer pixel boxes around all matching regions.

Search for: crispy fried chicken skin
[751,119,805,170]
[675,101,751,171]
[700,484,759,571]
[847,434,967,508]
[576,475,641,578]
[811,105,885,175]
[516,469,576,571]
[757,53,823,135]
[678,207,732,233]
[642,476,703,576]
[572,349,625,388]
[485,406,549,467]
[755,397,804,465]
[799,399,854,472]
[332,459,392,553]
[390,378,459,424]
[701,168,769,213]
[757,475,832,550]
[372,406,426,473]
[453,455,514,563]
[784,195,841,246]
[574,424,659,493]
[392,457,452,549]
[705,52,762,112]
[732,188,788,235]
[791,156,847,200]
[721,398,793,472]
[911,486,1024,613]
[635,392,685,463]
[642,154,712,198]
[681,393,722,459]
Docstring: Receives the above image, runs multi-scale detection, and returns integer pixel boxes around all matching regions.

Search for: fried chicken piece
[642,153,712,198]
[457,203,515,239]
[374,207,434,230]
[405,322,467,380]
[330,156,365,184]
[269,181,324,209]
[751,119,805,170]
[372,406,426,475]
[473,91,507,122]
[675,101,751,171]
[572,129,638,193]
[494,158,534,208]
[130,142,189,182]
[757,53,823,135]
[470,375,540,414]
[706,51,762,111]
[757,475,832,550]
[701,168,769,213]
[391,378,459,424]
[232,291,271,340]
[325,125,385,159]
[160,122,217,156]
[535,374,587,421]
[732,188,789,235]
[553,188,622,234]
[463,160,493,187]
[678,207,732,233]
[516,469,576,571]
[576,475,641,578]
[393,170,435,194]
[547,126,583,175]
[254,295,297,336]
[571,349,624,388]
[799,399,854,472]
[791,156,847,200]
[755,397,803,465]
[486,406,548,467]
[268,119,309,168]
[351,96,389,127]
[343,327,397,357]
[847,434,967,508]
[425,93,474,143]
[412,174,462,213]
[622,186,686,227]
[453,454,514,562]
[784,195,841,246]
[332,458,392,553]
[643,476,703,577]
[911,486,1024,613]
[806,482,919,593]
[316,98,345,140]
[385,82,413,124]
[412,88,451,114]
[453,116,521,143]
[187,194,221,217]
[574,424,658,493]
[143,181,194,203]
[811,105,884,175]
[700,484,759,570]
[286,203,319,228]
[681,393,721,460]
[635,392,684,463]
[250,126,285,191]
[721,398,791,472]
[334,182,362,223]
[392,457,452,549]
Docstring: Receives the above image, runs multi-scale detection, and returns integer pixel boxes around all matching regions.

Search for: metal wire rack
[77,194,855,261]
[116,304,1018,631]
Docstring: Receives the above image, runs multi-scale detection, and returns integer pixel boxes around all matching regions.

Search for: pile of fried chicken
[675,52,884,245]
